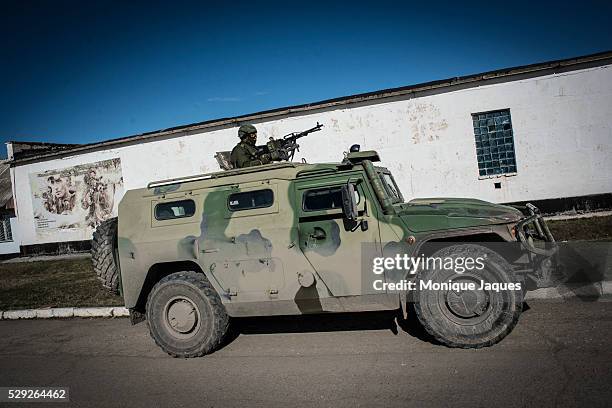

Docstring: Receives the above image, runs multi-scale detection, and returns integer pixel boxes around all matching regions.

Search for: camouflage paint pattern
[117,153,524,317]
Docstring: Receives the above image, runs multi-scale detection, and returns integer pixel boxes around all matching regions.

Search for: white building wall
[11,64,612,246]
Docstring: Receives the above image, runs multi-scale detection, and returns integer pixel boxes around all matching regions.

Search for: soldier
[230,124,272,168]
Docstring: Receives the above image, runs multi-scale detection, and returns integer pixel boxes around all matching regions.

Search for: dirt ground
[547,215,612,241]
[0,257,123,310]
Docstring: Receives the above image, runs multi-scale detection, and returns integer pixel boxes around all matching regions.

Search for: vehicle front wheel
[413,244,523,348]
[146,271,230,357]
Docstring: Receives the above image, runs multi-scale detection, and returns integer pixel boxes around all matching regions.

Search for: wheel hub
[166,298,198,334]
[445,279,490,318]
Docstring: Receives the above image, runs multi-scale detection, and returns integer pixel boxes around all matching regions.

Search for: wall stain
[406,102,448,144]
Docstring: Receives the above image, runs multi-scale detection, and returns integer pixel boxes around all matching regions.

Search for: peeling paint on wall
[406,102,448,144]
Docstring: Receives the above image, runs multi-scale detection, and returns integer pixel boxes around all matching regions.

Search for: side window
[303,186,360,212]
[228,189,274,211]
[155,199,196,220]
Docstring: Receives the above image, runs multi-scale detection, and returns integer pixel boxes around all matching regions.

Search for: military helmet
[238,124,257,139]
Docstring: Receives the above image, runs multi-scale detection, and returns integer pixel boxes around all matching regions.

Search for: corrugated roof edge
[9,50,612,166]
[7,141,83,161]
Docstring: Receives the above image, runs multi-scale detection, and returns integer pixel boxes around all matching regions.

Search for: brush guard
[515,203,558,256]
[514,203,561,287]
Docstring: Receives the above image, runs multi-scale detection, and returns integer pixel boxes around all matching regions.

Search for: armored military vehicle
[92,149,556,357]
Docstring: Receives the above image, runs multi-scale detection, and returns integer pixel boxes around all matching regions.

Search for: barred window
[0,217,12,242]
[472,109,517,176]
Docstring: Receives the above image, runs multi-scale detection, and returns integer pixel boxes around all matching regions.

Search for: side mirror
[341,183,358,221]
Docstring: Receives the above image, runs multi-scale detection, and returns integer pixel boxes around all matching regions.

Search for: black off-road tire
[91,217,121,294]
[146,271,230,358]
[413,244,523,349]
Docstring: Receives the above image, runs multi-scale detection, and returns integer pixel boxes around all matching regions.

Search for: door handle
[193,238,199,259]
[309,228,326,240]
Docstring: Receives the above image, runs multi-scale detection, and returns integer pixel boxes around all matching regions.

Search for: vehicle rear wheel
[91,217,121,294]
[413,244,523,348]
[146,271,230,358]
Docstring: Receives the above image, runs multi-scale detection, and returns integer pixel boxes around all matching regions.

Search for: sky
[1,0,611,157]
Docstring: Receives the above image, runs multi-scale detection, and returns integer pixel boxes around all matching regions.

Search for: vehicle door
[295,175,382,297]
[196,181,285,301]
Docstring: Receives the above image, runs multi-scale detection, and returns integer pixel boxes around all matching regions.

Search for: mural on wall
[29,158,124,235]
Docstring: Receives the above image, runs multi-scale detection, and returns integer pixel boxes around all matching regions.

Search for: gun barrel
[283,123,324,140]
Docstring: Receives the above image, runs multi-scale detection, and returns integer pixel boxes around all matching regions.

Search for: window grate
[472,109,517,176]
[0,218,13,242]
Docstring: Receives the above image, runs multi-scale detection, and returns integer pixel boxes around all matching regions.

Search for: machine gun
[258,122,323,162]
[215,122,323,170]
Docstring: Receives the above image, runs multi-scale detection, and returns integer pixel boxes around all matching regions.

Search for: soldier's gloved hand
[269,150,282,161]
[278,149,290,161]
[260,153,272,164]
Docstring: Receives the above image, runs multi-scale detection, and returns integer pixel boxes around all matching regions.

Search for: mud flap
[129,308,146,325]
[400,290,408,320]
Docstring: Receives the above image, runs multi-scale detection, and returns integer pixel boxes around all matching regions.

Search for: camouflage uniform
[230,124,271,168]
[230,141,271,168]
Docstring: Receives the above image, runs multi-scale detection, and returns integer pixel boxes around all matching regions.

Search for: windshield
[377,171,403,203]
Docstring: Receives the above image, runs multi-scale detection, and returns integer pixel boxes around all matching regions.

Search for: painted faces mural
[30,158,124,235]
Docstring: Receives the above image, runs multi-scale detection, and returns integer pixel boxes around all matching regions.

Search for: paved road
[0,300,611,407]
